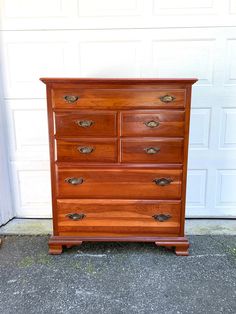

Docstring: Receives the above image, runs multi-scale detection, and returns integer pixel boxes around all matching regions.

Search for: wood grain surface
[52,88,186,109]
[57,199,181,237]
[55,111,117,137]
[56,167,182,199]
[56,139,117,163]
[121,138,184,163]
[41,78,197,255]
[121,110,185,137]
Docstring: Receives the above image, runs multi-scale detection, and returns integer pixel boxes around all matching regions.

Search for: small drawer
[56,167,182,199]
[121,139,184,163]
[56,139,117,163]
[55,111,116,137]
[57,199,181,237]
[121,110,185,137]
[52,88,185,109]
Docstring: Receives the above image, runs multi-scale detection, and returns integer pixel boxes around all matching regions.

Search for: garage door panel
[1,0,236,30]
[1,23,236,217]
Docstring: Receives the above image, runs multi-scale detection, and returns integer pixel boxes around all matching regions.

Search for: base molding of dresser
[48,236,189,256]
[154,237,189,256]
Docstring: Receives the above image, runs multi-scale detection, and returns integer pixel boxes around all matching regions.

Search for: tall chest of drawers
[41,78,197,255]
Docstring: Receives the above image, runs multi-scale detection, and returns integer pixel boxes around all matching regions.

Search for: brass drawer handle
[144,147,160,154]
[153,177,173,186]
[159,95,176,103]
[144,120,159,128]
[64,95,79,103]
[76,120,94,128]
[66,213,86,220]
[152,214,171,222]
[65,177,84,185]
[78,146,94,154]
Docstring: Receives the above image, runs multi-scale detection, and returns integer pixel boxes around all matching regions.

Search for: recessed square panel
[230,0,236,14]
[189,109,211,149]
[79,41,141,77]
[224,39,236,85]
[18,170,51,206]
[152,40,214,84]
[154,0,216,15]
[186,170,207,207]
[219,108,236,149]
[78,0,141,16]
[3,0,64,18]
[6,42,65,84]
[12,109,48,153]
[216,170,236,206]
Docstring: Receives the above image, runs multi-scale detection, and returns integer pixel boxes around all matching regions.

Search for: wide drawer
[121,110,185,137]
[56,139,117,163]
[56,167,182,199]
[121,138,183,163]
[57,199,181,236]
[52,88,185,109]
[55,111,117,137]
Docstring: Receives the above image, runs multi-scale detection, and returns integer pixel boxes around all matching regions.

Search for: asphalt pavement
[0,235,235,314]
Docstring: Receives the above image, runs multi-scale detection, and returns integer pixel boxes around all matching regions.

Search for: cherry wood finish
[56,167,182,199]
[56,139,117,163]
[121,138,183,163]
[48,236,189,256]
[41,78,198,84]
[121,110,185,137]
[41,77,197,256]
[55,111,117,137]
[57,199,181,236]
[52,88,186,109]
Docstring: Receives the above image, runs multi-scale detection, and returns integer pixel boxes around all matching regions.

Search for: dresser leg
[48,237,84,254]
[48,244,63,255]
[155,237,189,256]
[174,244,189,256]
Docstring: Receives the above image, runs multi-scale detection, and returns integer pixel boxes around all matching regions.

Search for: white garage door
[0,0,236,218]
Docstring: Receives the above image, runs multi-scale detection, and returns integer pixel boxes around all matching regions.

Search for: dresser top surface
[40,77,198,85]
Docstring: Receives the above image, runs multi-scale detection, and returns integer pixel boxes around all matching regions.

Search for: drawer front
[55,111,117,137]
[52,89,185,109]
[56,168,182,199]
[56,139,117,163]
[121,139,184,163]
[56,199,181,236]
[121,110,185,137]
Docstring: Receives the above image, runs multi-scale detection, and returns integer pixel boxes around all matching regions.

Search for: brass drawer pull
[152,214,171,222]
[66,213,86,220]
[144,147,160,154]
[64,95,79,103]
[153,177,173,186]
[65,177,84,185]
[144,120,159,128]
[78,146,94,154]
[159,95,175,103]
[76,120,94,128]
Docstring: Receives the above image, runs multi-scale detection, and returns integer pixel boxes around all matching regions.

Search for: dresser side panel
[45,84,58,235]
[180,85,193,236]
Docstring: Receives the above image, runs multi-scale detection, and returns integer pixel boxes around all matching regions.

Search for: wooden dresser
[41,78,197,255]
